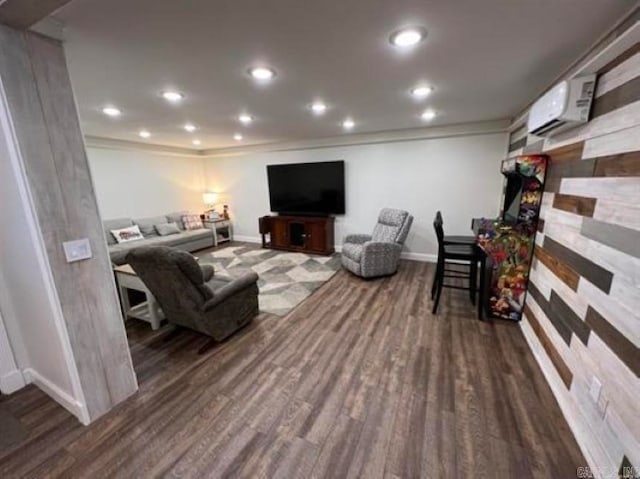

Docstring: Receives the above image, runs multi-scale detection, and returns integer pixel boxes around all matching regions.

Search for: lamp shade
[202,192,218,205]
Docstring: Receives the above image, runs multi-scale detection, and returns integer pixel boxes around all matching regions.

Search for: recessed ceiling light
[234,133,243,141]
[411,85,433,99]
[238,114,253,124]
[421,109,437,121]
[161,90,185,102]
[248,66,276,81]
[310,102,327,115]
[192,139,201,146]
[342,118,355,130]
[184,123,197,132]
[389,27,427,47]
[102,106,121,117]
[139,130,151,138]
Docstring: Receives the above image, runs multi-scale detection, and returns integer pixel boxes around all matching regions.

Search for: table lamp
[202,192,219,219]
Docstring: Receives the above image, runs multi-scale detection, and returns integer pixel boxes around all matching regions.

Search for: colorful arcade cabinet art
[476,155,548,321]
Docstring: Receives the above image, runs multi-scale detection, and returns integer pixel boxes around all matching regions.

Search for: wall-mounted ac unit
[527,75,596,137]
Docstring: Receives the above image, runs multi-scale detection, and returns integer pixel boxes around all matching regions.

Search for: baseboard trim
[233,236,436,263]
[233,235,262,244]
[0,369,26,394]
[401,252,437,263]
[23,368,86,423]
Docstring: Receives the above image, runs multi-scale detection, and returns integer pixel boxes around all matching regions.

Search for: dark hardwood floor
[0,260,584,478]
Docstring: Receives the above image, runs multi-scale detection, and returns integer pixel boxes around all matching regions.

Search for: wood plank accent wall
[507,123,527,153]
[509,32,640,475]
[0,26,137,421]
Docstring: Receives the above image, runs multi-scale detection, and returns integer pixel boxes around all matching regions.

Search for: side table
[203,219,233,247]
[113,264,164,330]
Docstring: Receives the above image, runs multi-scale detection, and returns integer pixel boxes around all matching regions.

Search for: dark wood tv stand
[259,215,335,255]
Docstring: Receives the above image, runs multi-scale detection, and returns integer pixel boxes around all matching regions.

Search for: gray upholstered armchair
[341,208,414,278]
[126,246,259,342]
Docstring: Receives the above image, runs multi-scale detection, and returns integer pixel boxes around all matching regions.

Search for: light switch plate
[63,238,92,263]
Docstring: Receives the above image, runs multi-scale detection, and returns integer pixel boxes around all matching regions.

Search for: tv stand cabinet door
[306,220,328,254]
[271,217,289,248]
[288,221,307,248]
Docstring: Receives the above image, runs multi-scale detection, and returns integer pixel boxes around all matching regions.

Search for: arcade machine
[475,154,548,321]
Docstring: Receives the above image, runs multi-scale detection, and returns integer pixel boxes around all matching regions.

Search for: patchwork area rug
[198,244,341,316]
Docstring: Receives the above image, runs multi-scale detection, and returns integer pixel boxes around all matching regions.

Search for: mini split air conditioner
[527,75,597,137]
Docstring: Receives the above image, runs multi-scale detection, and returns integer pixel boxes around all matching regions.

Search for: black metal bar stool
[431,211,479,314]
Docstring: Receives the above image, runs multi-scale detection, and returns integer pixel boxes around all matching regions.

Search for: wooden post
[0,25,138,422]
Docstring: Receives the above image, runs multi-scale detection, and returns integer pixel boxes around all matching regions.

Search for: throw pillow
[110,225,144,244]
[135,216,166,236]
[155,222,181,236]
[182,214,203,231]
[166,211,188,230]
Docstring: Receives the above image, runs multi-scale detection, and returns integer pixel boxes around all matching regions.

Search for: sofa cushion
[112,235,171,250]
[165,228,212,245]
[108,235,177,264]
[155,222,181,236]
[107,228,214,264]
[166,211,189,230]
[126,229,210,248]
[134,215,167,237]
[103,218,133,245]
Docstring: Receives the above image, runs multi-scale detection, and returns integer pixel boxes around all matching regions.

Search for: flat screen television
[267,161,345,215]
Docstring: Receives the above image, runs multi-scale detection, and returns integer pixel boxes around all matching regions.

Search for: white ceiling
[55,0,632,150]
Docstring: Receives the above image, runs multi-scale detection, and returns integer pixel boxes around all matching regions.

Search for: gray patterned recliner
[341,208,414,278]
[126,246,259,341]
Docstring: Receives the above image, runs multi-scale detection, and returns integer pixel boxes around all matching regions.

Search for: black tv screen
[267,161,345,215]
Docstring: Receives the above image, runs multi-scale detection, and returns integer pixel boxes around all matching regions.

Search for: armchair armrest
[344,234,372,245]
[202,272,259,311]
[201,264,215,282]
[360,241,403,278]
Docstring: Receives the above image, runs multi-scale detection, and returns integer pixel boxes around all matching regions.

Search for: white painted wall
[0,306,25,394]
[86,147,206,219]
[203,132,509,258]
[0,81,87,421]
